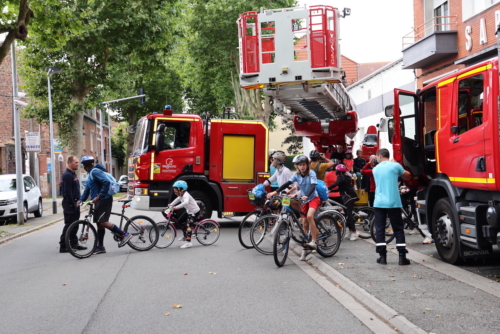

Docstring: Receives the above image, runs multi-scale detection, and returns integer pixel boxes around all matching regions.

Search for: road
[1,201,500,334]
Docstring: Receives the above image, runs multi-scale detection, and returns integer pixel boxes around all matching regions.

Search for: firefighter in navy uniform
[59,155,86,253]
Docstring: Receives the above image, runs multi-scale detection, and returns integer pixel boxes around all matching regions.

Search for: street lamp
[46,67,63,214]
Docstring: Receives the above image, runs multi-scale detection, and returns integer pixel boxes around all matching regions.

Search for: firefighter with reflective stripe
[169,180,200,249]
[372,149,411,266]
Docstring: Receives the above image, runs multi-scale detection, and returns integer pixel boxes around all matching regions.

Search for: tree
[173,0,295,123]
[281,117,303,154]
[0,0,33,65]
[110,123,127,174]
[18,0,176,157]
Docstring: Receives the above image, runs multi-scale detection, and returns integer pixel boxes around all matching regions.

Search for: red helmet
[335,164,348,172]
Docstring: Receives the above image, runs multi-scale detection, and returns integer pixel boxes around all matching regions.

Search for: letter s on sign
[465,26,472,51]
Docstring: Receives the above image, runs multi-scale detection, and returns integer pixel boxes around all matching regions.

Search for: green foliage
[281,117,303,154]
[111,123,128,170]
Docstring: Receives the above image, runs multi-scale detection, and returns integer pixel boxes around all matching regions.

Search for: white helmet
[268,149,276,158]
[272,151,287,165]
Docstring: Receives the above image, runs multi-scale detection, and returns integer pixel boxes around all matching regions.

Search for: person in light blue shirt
[268,149,279,190]
[372,149,411,266]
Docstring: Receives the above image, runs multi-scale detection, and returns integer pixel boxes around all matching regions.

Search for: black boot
[399,253,410,265]
[376,254,387,265]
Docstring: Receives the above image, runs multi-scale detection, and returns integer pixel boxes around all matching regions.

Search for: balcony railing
[402,15,457,49]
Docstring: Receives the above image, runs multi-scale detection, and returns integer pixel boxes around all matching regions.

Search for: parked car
[0,174,43,223]
[118,175,128,192]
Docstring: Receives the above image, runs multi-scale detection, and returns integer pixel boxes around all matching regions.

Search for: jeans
[60,203,81,248]
[374,208,407,255]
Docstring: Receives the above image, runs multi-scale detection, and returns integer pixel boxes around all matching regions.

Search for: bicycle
[320,199,374,240]
[273,195,342,267]
[238,190,274,249]
[65,199,159,259]
[155,207,221,248]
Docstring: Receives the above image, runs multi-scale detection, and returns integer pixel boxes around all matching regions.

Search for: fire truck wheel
[190,190,213,220]
[431,198,461,264]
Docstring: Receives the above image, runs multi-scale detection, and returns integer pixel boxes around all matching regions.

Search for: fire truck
[128,106,268,219]
[384,46,500,263]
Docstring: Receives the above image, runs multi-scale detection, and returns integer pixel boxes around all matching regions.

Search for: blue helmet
[81,155,95,165]
[173,180,188,190]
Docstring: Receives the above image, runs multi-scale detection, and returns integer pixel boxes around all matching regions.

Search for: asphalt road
[0,202,373,334]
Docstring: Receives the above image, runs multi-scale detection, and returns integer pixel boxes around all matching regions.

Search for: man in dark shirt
[330,145,345,162]
[353,149,366,189]
[59,156,85,253]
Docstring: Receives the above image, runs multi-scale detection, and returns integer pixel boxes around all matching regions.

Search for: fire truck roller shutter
[223,135,255,181]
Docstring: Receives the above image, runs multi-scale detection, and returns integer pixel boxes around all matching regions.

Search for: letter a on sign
[480,18,487,45]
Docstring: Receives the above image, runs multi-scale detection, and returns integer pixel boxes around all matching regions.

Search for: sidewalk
[0,195,127,244]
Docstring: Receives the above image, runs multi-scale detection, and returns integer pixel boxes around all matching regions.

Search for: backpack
[316,179,329,202]
[89,169,120,196]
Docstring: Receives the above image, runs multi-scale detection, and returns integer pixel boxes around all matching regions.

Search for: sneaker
[59,248,69,253]
[344,230,352,240]
[93,246,106,254]
[178,237,186,241]
[180,242,193,249]
[118,233,133,248]
[299,249,312,261]
[304,241,317,250]
[74,244,87,250]
[422,236,434,244]
[350,232,360,241]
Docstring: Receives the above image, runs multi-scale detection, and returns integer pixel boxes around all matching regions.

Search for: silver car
[118,175,128,192]
[0,174,43,223]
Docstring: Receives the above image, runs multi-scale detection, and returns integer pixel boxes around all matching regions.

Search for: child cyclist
[267,154,320,261]
[168,180,200,249]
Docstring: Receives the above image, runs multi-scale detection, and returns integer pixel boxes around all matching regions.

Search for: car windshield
[0,179,16,191]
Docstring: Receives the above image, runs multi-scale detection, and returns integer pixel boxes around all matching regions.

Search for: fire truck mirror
[385,105,394,117]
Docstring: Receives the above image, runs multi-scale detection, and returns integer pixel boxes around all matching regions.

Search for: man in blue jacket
[77,156,132,254]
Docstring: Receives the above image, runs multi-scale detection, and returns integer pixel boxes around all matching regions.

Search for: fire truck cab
[129,106,268,219]
[385,58,500,263]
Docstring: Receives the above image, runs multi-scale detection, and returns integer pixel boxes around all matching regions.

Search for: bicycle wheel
[354,206,374,239]
[315,213,341,258]
[249,214,277,255]
[195,219,220,245]
[65,220,97,259]
[125,215,159,251]
[370,217,395,243]
[320,209,346,239]
[155,222,176,249]
[238,210,260,249]
[273,220,291,267]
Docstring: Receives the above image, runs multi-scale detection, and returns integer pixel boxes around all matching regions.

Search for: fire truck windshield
[132,118,149,156]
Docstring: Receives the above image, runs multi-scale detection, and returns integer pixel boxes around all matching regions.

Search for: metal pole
[99,108,105,167]
[107,110,113,177]
[48,72,57,214]
[11,43,25,224]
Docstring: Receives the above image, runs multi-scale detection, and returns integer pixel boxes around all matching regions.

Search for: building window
[90,130,94,153]
[434,1,449,32]
[463,0,500,21]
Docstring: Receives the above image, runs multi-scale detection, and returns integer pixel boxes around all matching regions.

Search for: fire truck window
[398,94,417,140]
[132,118,149,155]
[160,122,191,150]
[457,74,483,133]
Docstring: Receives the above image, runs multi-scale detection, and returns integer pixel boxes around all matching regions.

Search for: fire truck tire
[190,190,213,220]
[431,198,461,264]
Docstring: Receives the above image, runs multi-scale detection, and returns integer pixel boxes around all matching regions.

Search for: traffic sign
[26,132,41,152]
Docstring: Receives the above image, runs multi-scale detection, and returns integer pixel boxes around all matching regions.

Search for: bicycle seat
[119,199,132,204]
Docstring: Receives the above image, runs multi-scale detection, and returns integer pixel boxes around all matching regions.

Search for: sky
[299,0,414,63]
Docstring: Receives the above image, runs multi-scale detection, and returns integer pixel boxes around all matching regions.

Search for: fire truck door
[449,73,487,189]
[390,89,422,187]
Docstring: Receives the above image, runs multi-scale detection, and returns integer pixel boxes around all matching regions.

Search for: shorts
[301,196,321,214]
[93,197,113,224]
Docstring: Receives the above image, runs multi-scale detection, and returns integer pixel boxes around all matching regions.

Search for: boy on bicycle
[168,180,200,249]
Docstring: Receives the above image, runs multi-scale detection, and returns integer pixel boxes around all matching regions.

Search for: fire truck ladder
[268,82,355,121]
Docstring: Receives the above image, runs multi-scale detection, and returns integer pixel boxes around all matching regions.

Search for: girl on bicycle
[328,164,360,241]
[267,154,320,261]
[168,180,200,249]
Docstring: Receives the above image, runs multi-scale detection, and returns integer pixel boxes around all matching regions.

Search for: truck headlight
[135,188,148,195]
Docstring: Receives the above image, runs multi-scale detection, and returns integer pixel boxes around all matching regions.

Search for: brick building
[402,0,500,87]
[0,45,112,197]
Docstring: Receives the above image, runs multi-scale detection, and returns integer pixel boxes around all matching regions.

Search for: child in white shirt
[169,181,200,249]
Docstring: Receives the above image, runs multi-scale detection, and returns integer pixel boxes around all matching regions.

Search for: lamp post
[47,67,63,214]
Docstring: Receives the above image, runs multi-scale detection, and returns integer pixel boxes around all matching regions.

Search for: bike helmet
[345,149,352,155]
[173,180,188,190]
[81,155,95,165]
[309,150,321,159]
[335,164,348,172]
[268,149,276,158]
[272,150,287,165]
[268,195,282,211]
[293,154,309,165]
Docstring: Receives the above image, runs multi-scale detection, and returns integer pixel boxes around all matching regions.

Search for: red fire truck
[128,106,269,219]
[385,53,500,263]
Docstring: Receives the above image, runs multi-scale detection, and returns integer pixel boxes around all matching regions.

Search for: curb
[0,196,128,246]
[291,246,427,334]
